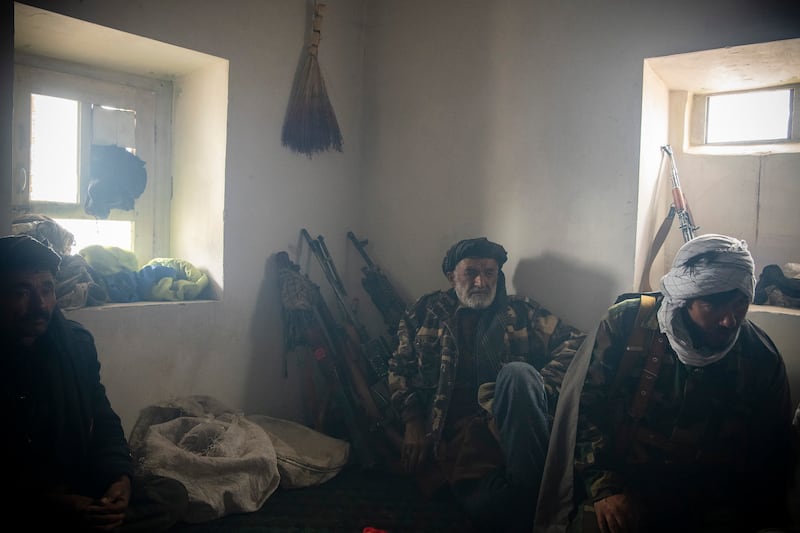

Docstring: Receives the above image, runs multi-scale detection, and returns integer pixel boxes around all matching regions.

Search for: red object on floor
[363,528,389,533]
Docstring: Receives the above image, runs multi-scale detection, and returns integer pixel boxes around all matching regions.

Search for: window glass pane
[92,104,136,147]
[30,94,79,203]
[706,89,791,143]
[54,218,133,253]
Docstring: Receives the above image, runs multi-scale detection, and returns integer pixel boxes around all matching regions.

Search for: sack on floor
[246,414,350,489]
[129,397,280,523]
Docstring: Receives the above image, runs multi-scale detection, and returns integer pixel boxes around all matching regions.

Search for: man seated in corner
[387,237,586,532]
[535,234,795,533]
[0,234,188,532]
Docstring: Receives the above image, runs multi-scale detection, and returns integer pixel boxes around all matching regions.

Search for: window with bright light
[706,88,792,143]
[691,85,800,151]
[12,61,172,266]
[30,94,79,202]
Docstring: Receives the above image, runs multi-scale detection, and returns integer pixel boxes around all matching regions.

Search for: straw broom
[281,1,343,158]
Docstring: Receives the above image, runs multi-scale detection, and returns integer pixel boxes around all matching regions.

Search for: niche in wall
[635,39,800,299]
[13,2,229,298]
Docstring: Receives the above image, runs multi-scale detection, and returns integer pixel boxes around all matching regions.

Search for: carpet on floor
[169,465,477,533]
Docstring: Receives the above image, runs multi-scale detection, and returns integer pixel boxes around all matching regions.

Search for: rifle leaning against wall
[300,230,403,456]
[347,231,407,339]
[275,251,377,469]
[639,145,699,291]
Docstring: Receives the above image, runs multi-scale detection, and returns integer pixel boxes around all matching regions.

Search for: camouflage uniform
[388,285,584,460]
[573,295,794,532]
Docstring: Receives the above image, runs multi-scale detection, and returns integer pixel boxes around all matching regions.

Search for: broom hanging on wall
[281,1,343,158]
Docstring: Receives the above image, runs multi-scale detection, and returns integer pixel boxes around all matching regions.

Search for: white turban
[657,234,755,367]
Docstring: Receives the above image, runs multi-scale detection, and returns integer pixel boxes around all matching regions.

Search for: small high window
[689,84,800,152]
[705,88,793,143]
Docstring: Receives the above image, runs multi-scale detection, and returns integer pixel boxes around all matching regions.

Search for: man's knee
[495,361,547,409]
[497,361,543,388]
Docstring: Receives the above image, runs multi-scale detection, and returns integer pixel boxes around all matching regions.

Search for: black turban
[0,234,61,275]
[441,237,508,275]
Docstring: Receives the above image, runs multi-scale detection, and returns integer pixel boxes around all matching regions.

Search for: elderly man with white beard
[387,237,585,533]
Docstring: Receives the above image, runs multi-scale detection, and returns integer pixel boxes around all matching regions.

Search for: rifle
[639,145,699,291]
[346,231,406,338]
[300,230,403,455]
[662,145,698,243]
[275,251,377,468]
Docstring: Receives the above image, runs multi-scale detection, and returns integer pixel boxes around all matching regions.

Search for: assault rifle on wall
[347,231,406,339]
[639,145,700,291]
[300,230,403,456]
[663,144,698,243]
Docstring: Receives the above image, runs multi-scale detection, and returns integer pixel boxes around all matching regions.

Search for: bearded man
[1,234,188,531]
[534,234,795,533]
[387,237,585,532]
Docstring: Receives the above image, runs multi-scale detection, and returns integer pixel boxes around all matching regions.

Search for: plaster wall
[7,0,800,435]
[19,0,368,435]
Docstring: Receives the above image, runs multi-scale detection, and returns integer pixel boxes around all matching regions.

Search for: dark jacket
[570,295,793,531]
[4,308,134,498]
[388,281,585,455]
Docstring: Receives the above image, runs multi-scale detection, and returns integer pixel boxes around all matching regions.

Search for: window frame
[12,54,173,265]
[689,84,800,153]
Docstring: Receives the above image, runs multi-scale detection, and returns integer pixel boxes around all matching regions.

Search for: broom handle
[309,1,326,57]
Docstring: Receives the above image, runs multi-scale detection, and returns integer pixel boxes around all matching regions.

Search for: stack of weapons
[276,230,406,470]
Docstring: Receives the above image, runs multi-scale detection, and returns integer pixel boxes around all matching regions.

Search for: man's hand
[84,475,132,531]
[402,419,430,473]
[593,493,640,533]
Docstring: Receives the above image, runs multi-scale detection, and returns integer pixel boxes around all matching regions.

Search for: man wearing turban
[388,237,586,532]
[533,234,795,533]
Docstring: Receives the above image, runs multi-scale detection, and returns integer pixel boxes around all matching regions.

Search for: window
[12,60,172,265]
[637,40,800,299]
[14,2,229,299]
[706,88,793,143]
[689,84,800,152]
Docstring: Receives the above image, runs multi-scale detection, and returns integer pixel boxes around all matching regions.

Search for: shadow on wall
[512,253,619,333]
[245,252,305,424]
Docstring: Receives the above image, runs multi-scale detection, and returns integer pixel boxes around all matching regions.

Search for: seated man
[0,234,188,532]
[388,237,586,532]
[535,234,794,533]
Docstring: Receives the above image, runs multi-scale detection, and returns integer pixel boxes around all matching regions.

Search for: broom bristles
[282,52,343,158]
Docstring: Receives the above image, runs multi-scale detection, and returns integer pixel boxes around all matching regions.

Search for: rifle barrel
[347,231,376,268]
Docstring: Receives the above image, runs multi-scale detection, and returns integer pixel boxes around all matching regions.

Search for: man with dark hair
[0,234,187,531]
[534,234,795,533]
[388,237,585,532]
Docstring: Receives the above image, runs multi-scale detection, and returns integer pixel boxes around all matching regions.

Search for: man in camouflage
[387,237,585,532]
[534,234,795,533]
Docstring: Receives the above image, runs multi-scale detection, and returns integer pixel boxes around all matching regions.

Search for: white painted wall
[19,0,369,435]
[10,0,800,434]
[357,0,800,399]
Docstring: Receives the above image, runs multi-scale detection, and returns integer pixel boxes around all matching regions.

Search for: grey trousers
[453,361,550,533]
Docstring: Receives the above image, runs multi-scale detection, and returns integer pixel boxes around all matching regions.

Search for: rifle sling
[613,295,667,457]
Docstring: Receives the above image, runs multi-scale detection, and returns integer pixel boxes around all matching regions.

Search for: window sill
[685,142,800,156]
[749,304,800,318]
[63,299,220,314]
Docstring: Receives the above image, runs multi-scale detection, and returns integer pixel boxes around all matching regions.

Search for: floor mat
[169,465,477,533]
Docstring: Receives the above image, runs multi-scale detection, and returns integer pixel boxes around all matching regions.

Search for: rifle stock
[300,230,403,454]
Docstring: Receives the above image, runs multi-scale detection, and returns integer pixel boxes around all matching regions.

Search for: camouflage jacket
[388,286,585,455]
[574,295,793,521]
